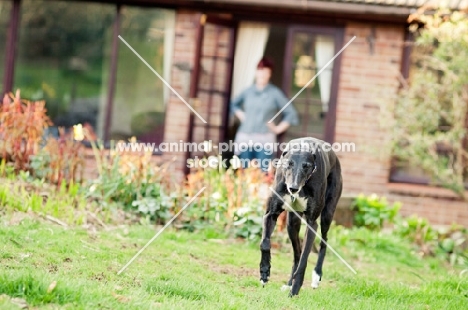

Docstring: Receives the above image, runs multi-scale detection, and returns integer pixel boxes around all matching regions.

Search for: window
[281,30,337,143]
[0,0,12,93]
[13,0,115,140]
[106,6,175,144]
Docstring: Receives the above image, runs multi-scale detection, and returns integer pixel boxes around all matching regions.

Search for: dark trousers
[238,148,273,172]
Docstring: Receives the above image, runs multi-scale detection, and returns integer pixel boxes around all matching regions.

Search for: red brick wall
[335,23,403,196]
[388,192,468,226]
[161,10,202,180]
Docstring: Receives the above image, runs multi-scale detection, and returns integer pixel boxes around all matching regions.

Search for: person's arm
[267,89,299,135]
[267,120,290,135]
[234,110,246,122]
[230,89,248,122]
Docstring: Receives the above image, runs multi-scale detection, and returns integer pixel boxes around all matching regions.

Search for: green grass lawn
[0,215,466,309]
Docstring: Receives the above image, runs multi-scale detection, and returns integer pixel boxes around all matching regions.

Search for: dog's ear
[281,142,292,157]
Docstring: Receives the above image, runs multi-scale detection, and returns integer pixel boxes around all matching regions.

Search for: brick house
[1,0,467,225]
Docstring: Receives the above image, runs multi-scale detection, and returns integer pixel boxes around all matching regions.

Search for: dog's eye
[302,162,312,169]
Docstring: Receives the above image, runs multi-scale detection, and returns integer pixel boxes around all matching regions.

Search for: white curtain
[163,10,176,105]
[231,22,270,100]
[315,35,335,113]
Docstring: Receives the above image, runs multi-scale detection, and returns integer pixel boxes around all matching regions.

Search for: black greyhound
[259,137,343,297]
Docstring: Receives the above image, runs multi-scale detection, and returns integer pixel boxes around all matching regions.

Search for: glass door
[108,6,175,144]
[188,16,237,158]
[282,27,342,143]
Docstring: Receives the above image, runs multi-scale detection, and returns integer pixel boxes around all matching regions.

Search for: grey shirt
[230,83,299,134]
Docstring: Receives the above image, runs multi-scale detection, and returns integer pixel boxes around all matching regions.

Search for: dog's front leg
[259,195,283,286]
[289,218,318,296]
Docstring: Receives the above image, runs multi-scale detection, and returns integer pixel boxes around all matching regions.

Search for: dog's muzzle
[286,185,301,201]
[288,186,299,194]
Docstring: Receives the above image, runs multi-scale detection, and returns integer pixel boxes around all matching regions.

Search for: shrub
[181,159,272,236]
[385,8,468,197]
[394,215,438,255]
[352,193,401,230]
[436,224,468,266]
[185,158,271,216]
[0,160,90,225]
[0,90,52,171]
[30,127,85,186]
[394,215,468,266]
[231,199,264,241]
[86,138,178,224]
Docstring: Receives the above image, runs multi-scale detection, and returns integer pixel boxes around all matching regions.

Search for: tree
[386,6,468,198]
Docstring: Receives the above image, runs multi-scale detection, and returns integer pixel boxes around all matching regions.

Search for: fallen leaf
[19,253,30,260]
[47,281,57,293]
[112,292,130,303]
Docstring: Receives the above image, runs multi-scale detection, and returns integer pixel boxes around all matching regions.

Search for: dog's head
[277,140,318,196]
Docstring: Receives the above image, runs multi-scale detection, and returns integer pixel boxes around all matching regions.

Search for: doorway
[185,15,237,170]
[228,22,343,151]
[282,27,342,143]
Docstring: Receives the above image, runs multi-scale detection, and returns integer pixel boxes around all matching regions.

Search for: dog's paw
[288,289,298,298]
[311,270,321,289]
[280,284,291,291]
[259,269,270,286]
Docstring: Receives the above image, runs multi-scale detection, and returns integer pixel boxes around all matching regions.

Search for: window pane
[108,6,175,144]
[13,0,114,139]
[284,32,335,142]
[0,0,12,93]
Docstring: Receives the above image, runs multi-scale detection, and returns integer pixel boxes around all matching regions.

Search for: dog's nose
[288,187,299,194]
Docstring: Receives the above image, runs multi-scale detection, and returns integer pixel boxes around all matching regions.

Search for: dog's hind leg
[281,211,303,291]
[312,170,343,289]
[259,195,284,286]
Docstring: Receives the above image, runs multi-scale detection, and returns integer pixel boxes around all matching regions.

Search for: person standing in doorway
[231,56,299,171]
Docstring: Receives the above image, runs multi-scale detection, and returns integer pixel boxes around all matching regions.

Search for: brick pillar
[162,10,202,181]
[335,24,405,196]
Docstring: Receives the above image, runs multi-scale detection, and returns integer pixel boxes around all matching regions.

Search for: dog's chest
[282,195,308,212]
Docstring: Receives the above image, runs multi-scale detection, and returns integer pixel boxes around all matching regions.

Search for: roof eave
[210,0,415,17]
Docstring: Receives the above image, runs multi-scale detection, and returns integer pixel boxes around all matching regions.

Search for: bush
[86,139,178,224]
[385,8,468,197]
[394,215,438,255]
[0,90,52,171]
[181,159,272,238]
[231,199,264,241]
[30,127,85,186]
[0,159,92,225]
[352,193,401,230]
[395,215,468,266]
[436,225,468,266]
